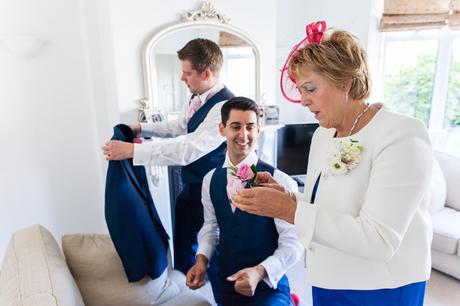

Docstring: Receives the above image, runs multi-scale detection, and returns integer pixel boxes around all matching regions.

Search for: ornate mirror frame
[138,1,261,122]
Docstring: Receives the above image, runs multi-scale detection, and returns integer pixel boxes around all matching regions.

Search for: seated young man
[186,97,303,305]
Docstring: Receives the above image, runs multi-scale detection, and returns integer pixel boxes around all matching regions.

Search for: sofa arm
[435,150,460,211]
[0,225,84,306]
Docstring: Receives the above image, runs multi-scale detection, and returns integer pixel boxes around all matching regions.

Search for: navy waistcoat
[181,87,234,184]
[105,124,169,282]
[210,160,289,291]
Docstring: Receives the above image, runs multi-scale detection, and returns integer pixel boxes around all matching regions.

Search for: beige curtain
[380,0,460,31]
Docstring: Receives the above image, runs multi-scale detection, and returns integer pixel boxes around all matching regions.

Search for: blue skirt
[312,281,426,306]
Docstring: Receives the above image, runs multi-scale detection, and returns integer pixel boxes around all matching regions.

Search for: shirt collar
[223,150,258,170]
[198,82,223,104]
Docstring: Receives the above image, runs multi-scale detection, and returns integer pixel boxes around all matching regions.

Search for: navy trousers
[220,276,292,306]
[173,183,221,304]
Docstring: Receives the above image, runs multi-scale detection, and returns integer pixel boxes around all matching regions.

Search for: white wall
[366,0,385,103]
[0,0,114,262]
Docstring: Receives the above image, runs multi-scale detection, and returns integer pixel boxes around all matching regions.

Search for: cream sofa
[0,225,211,306]
[430,151,460,279]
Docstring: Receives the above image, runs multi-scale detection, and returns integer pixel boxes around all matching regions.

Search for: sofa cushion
[62,234,179,306]
[431,207,460,254]
[429,159,447,213]
[435,150,460,211]
[0,224,84,306]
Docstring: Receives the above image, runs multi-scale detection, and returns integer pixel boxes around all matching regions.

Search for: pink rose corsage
[228,163,257,187]
[226,163,257,212]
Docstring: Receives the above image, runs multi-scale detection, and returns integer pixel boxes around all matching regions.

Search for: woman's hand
[255,172,285,192]
[255,171,277,184]
[231,187,296,224]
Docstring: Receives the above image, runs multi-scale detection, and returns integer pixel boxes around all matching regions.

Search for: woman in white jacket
[232,21,433,306]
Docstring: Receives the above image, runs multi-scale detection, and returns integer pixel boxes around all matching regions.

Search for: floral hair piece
[280,21,327,103]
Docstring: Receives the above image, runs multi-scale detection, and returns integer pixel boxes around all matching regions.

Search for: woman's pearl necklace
[348,103,370,136]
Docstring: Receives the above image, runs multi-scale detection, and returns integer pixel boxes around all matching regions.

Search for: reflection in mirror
[151,30,256,119]
[139,1,261,123]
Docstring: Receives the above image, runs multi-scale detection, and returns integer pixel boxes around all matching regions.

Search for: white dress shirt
[197,150,303,289]
[133,83,226,166]
[293,106,433,290]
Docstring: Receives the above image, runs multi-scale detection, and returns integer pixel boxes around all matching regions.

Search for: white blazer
[294,106,433,290]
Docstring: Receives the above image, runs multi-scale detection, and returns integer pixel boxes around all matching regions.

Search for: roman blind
[380,0,460,31]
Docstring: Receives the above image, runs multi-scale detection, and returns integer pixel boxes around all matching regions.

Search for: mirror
[153,30,256,118]
[138,1,261,122]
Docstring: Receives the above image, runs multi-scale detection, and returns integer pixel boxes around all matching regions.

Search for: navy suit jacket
[105,124,169,282]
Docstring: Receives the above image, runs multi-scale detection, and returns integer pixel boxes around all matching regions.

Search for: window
[383,39,438,126]
[221,47,256,100]
[378,29,460,157]
[446,38,460,129]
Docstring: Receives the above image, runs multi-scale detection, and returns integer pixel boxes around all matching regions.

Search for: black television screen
[276,123,319,176]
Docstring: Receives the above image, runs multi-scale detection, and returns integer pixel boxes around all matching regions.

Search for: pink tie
[226,174,244,213]
[185,95,202,121]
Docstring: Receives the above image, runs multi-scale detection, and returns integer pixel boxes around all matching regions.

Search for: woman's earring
[344,91,349,102]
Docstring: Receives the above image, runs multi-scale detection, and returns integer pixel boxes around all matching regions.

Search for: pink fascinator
[280,21,327,103]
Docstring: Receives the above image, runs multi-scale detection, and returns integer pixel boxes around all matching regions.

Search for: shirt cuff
[259,256,284,289]
[293,191,318,249]
[139,122,151,137]
[196,242,215,262]
[133,143,153,165]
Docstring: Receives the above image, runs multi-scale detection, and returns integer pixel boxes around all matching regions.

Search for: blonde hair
[288,29,371,101]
